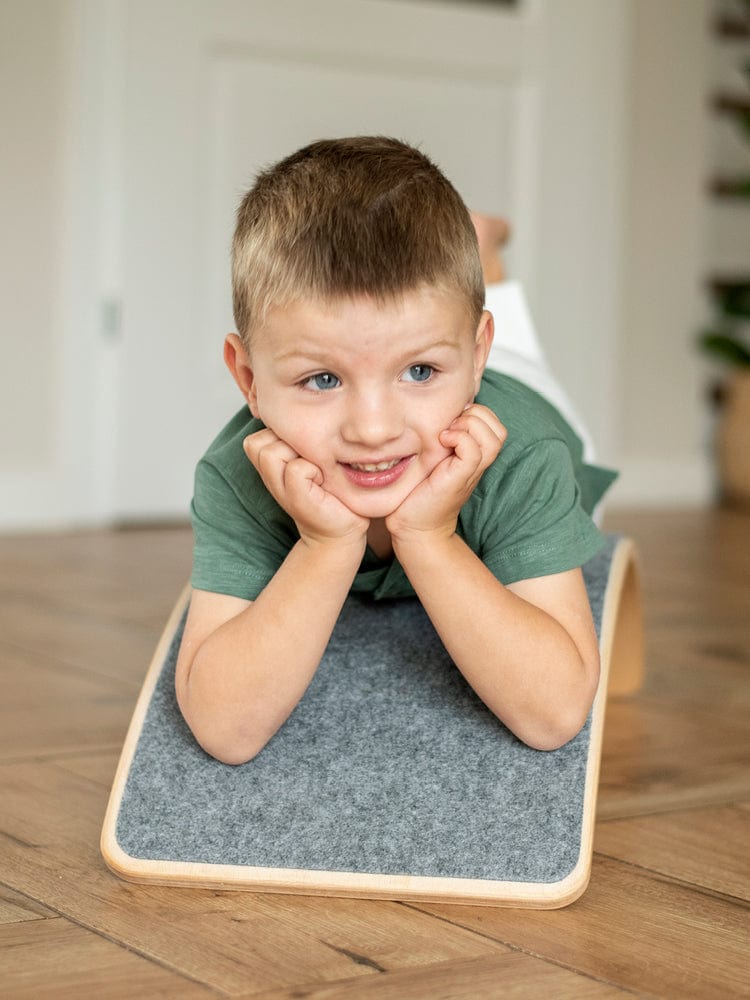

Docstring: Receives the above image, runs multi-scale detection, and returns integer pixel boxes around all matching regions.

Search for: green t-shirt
[190,370,617,600]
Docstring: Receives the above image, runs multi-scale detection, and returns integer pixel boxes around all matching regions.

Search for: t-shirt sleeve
[190,458,293,600]
[471,438,605,586]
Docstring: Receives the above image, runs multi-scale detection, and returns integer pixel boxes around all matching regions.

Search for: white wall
[0,1,71,520]
[0,0,716,530]
[611,0,714,506]
[532,0,632,465]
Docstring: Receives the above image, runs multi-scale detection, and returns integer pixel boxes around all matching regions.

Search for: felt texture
[115,535,616,884]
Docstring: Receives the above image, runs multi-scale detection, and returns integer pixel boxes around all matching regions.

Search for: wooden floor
[0,508,748,999]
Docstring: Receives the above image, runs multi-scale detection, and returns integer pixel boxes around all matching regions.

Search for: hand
[244,429,369,549]
[386,404,506,544]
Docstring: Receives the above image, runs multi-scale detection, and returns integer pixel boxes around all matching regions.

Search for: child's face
[234,288,493,522]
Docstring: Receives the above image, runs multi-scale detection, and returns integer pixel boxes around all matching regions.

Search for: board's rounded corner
[542,855,592,909]
[100,819,136,880]
[100,822,165,886]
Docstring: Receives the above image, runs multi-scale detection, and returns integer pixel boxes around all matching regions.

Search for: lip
[340,455,415,488]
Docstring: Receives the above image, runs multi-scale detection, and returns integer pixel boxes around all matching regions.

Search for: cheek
[423,440,452,472]
[265,413,327,465]
[252,393,294,437]
[415,421,453,470]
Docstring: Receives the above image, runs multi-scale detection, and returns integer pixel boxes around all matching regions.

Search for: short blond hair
[232,136,484,344]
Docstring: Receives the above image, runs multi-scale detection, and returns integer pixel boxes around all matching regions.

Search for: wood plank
[51,750,122,788]
[0,760,510,996]
[598,695,750,818]
[0,885,57,924]
[595,510,750,820]
[636,631,750,709]
[595,803,750,902]
[0,917,216,999]
[0,643,135,761]
[602,511,750,629]
[597,509,750,821]
[412,855,750,1000]
[0,529,191,695]
[0,527,192,630]
[243,951,634,999]
[0,504,746,997]
[0,592,162,687]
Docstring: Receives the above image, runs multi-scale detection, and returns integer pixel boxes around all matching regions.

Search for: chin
[349,500,403,520]
[336,491,406,521]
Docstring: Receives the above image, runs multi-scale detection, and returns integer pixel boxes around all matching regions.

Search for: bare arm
[175,535,364,764]
[387,404,600,750]
[176,430,368,765]
[390,535,599,749]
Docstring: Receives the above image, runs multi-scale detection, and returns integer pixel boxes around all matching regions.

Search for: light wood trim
[100,583,192,869]
[101,539,640,907]
[603,539,645,697]
[100,851,590,909]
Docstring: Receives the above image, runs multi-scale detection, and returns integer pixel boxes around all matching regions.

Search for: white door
[104,0,628,519]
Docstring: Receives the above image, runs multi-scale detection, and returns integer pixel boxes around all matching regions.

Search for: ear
[472,310,494,393]
[224,333,259,416]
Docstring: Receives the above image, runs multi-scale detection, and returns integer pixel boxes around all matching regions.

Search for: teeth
[350,458,401,472]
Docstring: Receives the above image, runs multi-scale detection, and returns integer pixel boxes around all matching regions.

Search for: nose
[340,387,404,448]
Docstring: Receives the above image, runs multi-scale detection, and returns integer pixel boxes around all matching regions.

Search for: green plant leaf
[710,281,750,318]
[698,330,750,366]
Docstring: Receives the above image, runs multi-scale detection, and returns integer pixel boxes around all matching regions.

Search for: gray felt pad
[115,535,616,884]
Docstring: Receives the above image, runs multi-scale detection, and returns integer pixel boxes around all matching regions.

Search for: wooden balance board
[101,534,643,908]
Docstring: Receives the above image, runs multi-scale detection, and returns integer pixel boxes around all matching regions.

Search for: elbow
[523,710,589,752]
[520,661,601,753]
[201,741,263,767]
[176,687,271,766]
[190,724,270,766]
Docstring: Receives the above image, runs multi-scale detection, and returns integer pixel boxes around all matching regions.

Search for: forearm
[179,537,364,764]
[393,533,599,750]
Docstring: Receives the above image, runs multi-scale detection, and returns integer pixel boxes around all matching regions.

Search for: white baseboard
[607,452,716,508]
[1,450,717,534]
[0,468,105,533]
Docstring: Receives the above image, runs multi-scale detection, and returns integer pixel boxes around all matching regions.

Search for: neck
[366,519,394,560]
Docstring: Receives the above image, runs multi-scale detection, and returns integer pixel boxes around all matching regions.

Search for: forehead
[252,287,475,358]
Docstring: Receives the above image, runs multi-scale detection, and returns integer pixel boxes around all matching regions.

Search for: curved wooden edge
[102,538,641,907]
[549,538,641,909]
[102,833,590,909]
[100,583,192,873]
[99,579,594,908]
[601,538,645,697]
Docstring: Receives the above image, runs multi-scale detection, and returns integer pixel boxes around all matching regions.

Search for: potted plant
[699,280,750,506]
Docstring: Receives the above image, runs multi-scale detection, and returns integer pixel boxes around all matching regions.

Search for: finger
[243,429,298,466]
[447,427,484,473]
[466,412,506,457]
[446,412,505,464]
[451,405,507,444]
[472,405,507,443]
[283,457,369,538]
[243,435,299,483]
[437,424,502,497]
[243,435,302,502]
[435,429,484,491]
[442,417,497,458]
[283,456,326,500]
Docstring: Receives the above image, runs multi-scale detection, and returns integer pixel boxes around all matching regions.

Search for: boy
[176,136,616,765]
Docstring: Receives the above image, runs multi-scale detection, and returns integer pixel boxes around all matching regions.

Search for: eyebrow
[274,338,463,366]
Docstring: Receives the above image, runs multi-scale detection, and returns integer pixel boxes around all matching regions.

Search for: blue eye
[304,372,340,391]
[402,364,433,383]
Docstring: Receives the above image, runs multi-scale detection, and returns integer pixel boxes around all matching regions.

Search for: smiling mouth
[341,455,414,488]
[348,458,402,473]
